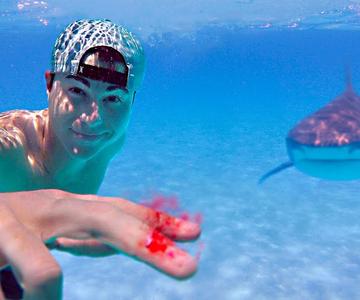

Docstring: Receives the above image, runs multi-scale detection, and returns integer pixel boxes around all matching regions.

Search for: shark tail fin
[345,64,355,94]
[258,161,294,185]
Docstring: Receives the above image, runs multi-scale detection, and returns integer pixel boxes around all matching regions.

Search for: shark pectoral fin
[258,161,294,185]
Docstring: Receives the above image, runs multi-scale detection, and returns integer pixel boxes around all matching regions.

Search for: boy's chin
[67,145,101,160]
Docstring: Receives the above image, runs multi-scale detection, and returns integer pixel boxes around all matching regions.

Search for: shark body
[260,77,360,183]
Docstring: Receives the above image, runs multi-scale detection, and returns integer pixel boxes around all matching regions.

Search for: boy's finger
[45,197,198,278]
[53,238,118,257]
[92,209,198,278]
[74,194,201,241]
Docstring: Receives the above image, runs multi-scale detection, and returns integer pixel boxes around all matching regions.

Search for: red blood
[179,212,190,221]
[154,211,161,223]
[193,213,203,225]
[146,230,174,253]
[142,193,202,238]
[148,209,180,232]
[149,210,167,232]
[141,195,179,211]
[195,241,206,261]
[164,217,172,226]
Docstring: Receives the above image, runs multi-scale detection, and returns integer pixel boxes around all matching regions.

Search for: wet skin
[0,73,131,193]
[0,67,201,299]
[0,51,134,193]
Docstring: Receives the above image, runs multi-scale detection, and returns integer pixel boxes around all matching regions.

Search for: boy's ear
[45,71,55,93]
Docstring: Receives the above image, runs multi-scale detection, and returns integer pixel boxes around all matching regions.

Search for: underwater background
[1,0,360,299]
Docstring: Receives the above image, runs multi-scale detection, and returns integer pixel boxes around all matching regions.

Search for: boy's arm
[0,126,30,194]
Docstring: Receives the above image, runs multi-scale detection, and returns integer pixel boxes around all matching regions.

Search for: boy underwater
[0,19,201,299]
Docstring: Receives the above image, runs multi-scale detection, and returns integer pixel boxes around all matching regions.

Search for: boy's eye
[105,96,122,103]
[68,87,86,96]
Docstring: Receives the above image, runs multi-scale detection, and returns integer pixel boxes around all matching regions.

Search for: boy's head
[45,19,145,159]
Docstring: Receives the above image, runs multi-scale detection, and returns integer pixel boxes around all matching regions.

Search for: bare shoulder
[0,110,48,191]
[0,109,47,156]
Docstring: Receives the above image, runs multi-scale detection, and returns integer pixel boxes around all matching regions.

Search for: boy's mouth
[70,128,106,141]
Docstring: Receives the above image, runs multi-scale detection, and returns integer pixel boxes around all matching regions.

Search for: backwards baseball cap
[51,19,146,91]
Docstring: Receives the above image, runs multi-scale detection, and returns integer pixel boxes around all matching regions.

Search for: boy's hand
[0,189,201,300]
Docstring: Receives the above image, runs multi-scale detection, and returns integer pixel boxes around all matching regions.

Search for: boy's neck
[39,109,125,191]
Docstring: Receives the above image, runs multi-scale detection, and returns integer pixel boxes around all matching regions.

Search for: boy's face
[46,59,134,159]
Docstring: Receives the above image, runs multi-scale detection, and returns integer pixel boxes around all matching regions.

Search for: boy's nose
[79,101,102,125]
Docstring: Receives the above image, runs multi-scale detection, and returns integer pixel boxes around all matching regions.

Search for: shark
[259,73,360,183]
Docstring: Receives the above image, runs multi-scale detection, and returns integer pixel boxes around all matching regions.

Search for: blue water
[2,18,360,300]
